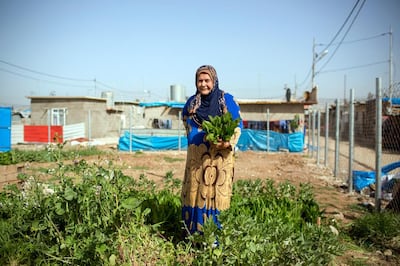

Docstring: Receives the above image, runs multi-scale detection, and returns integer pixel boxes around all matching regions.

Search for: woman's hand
[211,139,232,150]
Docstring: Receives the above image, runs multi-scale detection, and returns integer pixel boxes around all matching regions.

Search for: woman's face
[197,73,214,95]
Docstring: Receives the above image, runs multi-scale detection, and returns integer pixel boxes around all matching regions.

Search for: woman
[181,65,242,234]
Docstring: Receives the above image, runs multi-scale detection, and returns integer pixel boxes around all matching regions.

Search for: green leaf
[109,254,116,265]
[64,187,77,201]
[213,248,222,257]
[55,202,65,215]
[202,112,240,143]
[121,197,142,210]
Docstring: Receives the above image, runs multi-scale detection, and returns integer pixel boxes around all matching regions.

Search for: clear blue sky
[0,0,399,106]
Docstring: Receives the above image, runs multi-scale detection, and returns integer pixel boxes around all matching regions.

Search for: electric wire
[0,67,94,88]
[319,60,388,74]
[0,58,118,91]
[298,67,312,88]
[317,0,366,75]
[310,31,391,81]
[0,58,151,101]
[320,32,390,46]
[299,0,365,93]
[94,80,115,90]
[317,0,362,55]
[0,59,94,82]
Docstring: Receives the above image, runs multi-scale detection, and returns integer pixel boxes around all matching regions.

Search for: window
[51,108,67,125]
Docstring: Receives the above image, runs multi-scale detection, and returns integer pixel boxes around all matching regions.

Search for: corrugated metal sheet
[10,123,84,144]
[11,124,24,144]
[24,125,63,143]
[63,123,85,140]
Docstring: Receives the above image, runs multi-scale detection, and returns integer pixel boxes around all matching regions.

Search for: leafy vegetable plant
[0,143,348,265]
[202,112,240,144]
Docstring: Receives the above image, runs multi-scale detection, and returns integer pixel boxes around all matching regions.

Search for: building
[237,99,306,132]
[22,86,317,147]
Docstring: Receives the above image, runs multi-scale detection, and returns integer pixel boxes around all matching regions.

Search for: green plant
[290,114,300,132]
[202,112,240,144]
[0,159,187,265]
[187,179,342,265]
[348,210,400,251]
[0,159,344,265]
[0,151,13,165]
[0,146,105,165]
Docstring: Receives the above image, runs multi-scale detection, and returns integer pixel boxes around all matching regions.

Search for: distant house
[12,106,31,125]
[237,99,306,132]
[27,96,139,139]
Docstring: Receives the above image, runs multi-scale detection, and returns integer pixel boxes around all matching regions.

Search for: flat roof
[26,96,313,105]
[237,99,306,105]
[27,96,138,104]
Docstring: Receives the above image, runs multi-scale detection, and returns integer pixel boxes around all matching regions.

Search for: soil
[0,147,397,265]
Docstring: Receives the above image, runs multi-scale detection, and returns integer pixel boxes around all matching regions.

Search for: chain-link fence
[307,78,400,212]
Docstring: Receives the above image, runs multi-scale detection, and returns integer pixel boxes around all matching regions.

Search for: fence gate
[0,107,12,152]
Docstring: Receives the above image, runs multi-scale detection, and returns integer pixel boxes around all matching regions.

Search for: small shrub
[348,210,400,251]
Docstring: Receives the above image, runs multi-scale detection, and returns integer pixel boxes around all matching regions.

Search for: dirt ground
[0,147,396,265]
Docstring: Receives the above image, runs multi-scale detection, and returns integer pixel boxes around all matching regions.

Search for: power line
[318,0,362,55]
[299,0,366,92]
[0,67,94,88]
[319,32,390,46]
[0,58,119,92]
[307,30,391,89]
[317,0,366,74]
[95,80,115,90]
[0,59,94,82]
[0,63,140,100]
[319,60,388,74]
[297,67,312,91]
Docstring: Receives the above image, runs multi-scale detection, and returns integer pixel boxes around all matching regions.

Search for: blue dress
[181,92,242,234]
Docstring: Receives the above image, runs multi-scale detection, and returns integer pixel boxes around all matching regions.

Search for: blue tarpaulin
[383,97,400,105]
[118,132,188,151]
[138,102,185,108]
[353,161,400,192]
[236,130,304,152]
[118,129,304,152]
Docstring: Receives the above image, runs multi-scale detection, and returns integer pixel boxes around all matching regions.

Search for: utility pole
[389,26,393,103]
[312,38,316,90]
[311,38,328,91]
[344,74,347,104]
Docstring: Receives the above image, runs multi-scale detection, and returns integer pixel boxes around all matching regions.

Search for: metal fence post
[129,107,133,153]
[375,78,382,212]
[47,109,51,144]
[348,88,355,193]
[307,109,311,157]
[88,110,92,147]
[312,109,316,159]
[316,110,321,166]
[324,102,329,167]
[178,111,182,151]
[267,108,270,152]
[334,99,340,178]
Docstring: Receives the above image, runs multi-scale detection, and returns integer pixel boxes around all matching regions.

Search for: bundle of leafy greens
[202,112,240,144]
